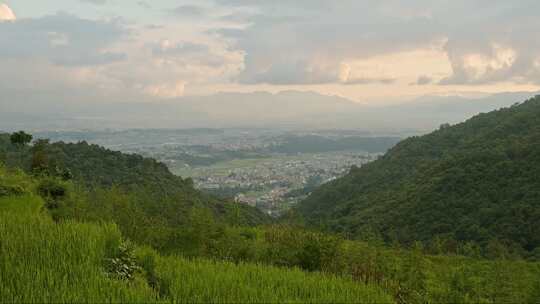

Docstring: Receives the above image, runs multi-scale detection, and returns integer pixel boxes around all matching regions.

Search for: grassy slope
[151,255,391,303]
[297,96,540,251]
[0,169,392,303]
[0,195,159,303]
[1,167,539,303]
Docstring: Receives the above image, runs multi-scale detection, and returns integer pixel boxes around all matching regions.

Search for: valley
[4,1,540,302]
[2,96,540,303]
[36,128,397,215]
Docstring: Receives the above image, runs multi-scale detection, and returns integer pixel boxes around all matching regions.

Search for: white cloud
[214,0,540,86]
[2,0,540,106]
[0,3,15,21]
[144,81,186,98]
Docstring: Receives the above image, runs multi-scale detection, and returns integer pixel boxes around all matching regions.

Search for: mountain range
[1,90,537,132]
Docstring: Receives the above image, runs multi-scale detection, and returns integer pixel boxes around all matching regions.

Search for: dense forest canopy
[297,96,540,255]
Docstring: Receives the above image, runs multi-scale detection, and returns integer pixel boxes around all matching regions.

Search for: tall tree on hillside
[31,139,50,174]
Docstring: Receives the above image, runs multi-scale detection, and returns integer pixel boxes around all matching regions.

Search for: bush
[105,240,142,281]
[135,246,169,297]
[37,178,67,200]
[36,178,68,209]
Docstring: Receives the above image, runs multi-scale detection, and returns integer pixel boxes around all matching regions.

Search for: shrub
[105,240,142,281]
[37,178,68,209]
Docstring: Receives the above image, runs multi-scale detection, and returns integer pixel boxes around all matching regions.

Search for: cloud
[145,24,164,30]
[215,2,440,85]
[0,12,129,66]
[152,40,209,56]
[137,1,151,9]
[172,5,207,17]
[0,3,15,21]
[0,6,240,102]
[213,0,540,86]
[149,39,233,69]
[144,81,186,98]
[3,0,540,107]
[235,59,337,85]
[343,77,396,85]
[416,75,433,85]
[219,12,255,24]
[80,0,107,5]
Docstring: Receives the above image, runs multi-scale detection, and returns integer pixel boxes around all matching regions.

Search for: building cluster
[194,152,377,215]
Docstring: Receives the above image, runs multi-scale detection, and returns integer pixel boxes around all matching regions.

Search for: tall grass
[0,195,159,303]
[0,192,394,303]
[426,255,540,303]
[141,250,393,303]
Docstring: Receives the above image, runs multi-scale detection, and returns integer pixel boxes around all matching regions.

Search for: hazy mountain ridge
[1,90,538,132]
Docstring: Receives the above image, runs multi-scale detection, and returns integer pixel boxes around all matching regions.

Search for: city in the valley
[38,128,400,216]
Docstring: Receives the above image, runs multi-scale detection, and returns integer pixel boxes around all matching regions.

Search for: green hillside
[0,133,273,257]
[0,170,390,303]
[297,96,540,255]
[0,134,269,241]
[1,151,539,303]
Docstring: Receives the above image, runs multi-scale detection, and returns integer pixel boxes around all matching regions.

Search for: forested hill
[296,96,540,254]
[0,135,270,227]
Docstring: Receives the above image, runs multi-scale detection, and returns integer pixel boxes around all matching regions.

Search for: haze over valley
[1,90,538,132]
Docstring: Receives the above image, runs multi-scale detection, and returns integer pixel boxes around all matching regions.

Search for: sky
[1,0,540,104]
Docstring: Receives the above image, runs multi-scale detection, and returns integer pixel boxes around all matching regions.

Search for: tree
[10,131,32,146]
[31,139,50,174]
[439,123,451,130]
[184,207,220,256]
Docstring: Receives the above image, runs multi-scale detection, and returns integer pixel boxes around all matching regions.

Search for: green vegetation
[2,159,534,303]
[0,196,159,303]
[145,253,391,303]
[0,166,392,303]
[3,93,540,304]
[297,96,540,257]
[9,130,33,146]
[1,175,537,303]
[0,134,270,245]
